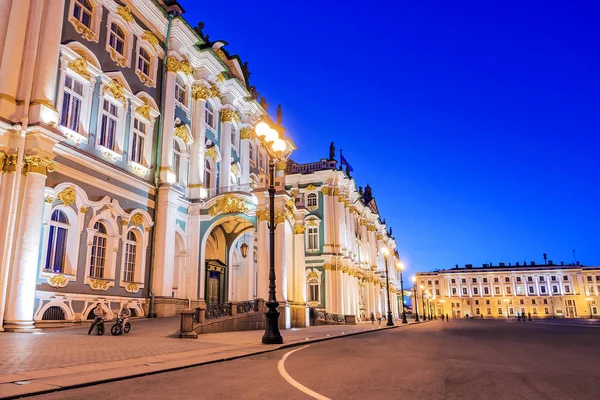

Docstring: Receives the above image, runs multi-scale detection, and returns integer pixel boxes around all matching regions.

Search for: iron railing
[205,303,232,320]
[314,310,346,323]
[237,300,259,314]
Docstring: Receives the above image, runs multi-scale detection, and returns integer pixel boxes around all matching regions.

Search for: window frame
[44,210,70,274]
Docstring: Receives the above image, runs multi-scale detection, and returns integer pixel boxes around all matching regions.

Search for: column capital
[191,84,211,100]
[220,108,240,123]
[240,127,253,140]
[22,155,55,175]
[293,224,305,234]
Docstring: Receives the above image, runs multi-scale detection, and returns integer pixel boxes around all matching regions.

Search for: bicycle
[110,318,131,336]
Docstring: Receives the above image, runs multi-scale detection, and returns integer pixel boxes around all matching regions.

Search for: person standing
[370,312,375,324]
[88,303,107,335]
[119,305,131,332]
[446,313,449,321]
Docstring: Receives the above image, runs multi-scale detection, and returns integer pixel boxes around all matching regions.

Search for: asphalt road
[29,319,600,400]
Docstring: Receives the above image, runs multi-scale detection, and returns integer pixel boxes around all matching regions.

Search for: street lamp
[255,120,289,345]
[412,276,419,322]
[381,247,394,326]
[503,298,510,319]
[425,290,431,320]
[396,261,408,324]
[585,297,593,319]
[420,284,426,321]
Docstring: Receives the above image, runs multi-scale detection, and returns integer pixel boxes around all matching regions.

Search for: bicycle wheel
[111,324,122,336]
[123,322,131,333]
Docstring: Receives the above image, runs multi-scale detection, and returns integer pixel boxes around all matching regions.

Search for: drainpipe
[0,0,44,330]
[147,11,174,318]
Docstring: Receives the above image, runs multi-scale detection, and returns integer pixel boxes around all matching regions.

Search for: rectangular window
[540,276,545,282]
[476,308,480,315]
[258,151,264,170]
[130,118,145,164]
[587,276,593,282]
[472,278,477,283]
[516,286,524,295]
[99,99,118,151]
[564,285,570,293]
[551,276,557,281]
[552,285,559,293]
[486,308,491,315]
[533,307,537,314]
[461,279,466,284]
[544,307,549,314]
[452,288,457,295]
[435,280,439,285]
[516,277,522,282]
[60,75,84,132]
[505,277,510,282]
[506,286,511,294]
[483,278,488,283]
[563,276,569,281]
[498,308,503,314]
[527,276,533,282]
[462,288,467,295]
[124,242,136,282]
[436,289,440,295]
[495,287,500,295]
[510,307,514,314]
[494,278,499,283]
[520,299,524,305]
[528,286,534,294]
[428,280,432,285]
[540,286,546,294]
[451,279,456,284]
[484,287,489,295]
[475,300,479,305]
[532,299,536,305]
[249,143,254,162]
[473,288,479,295]
[307,227,319,251]
[486,300,490,305]
[308,282,320,302]
[543,299,548,305]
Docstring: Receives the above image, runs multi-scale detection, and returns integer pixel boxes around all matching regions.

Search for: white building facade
[415,263,600,319]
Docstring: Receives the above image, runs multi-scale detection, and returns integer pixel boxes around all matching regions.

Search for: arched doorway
[203,216,256,304]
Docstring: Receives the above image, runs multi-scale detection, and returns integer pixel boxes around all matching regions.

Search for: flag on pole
[340,150,354,172]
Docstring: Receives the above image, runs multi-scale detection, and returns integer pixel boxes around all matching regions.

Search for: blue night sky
[179,0,600,273]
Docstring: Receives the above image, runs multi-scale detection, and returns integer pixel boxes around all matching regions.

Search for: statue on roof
[329,142,335,161]
[249,85,259,100]
[259,96,269,110]
[242,61,251,82]
[358,186,363,195]
[345,164,351,177]
[276,104,283,126]
[194,21,210,43]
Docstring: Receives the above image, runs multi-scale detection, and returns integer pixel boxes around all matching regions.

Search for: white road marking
[278,345,331,400]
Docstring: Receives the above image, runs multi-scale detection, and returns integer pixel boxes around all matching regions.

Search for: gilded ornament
[367,224,377,232]
[274,212,286,224]
[135,70,155,88]
[102,80,126,105]
[135,100,152,121]
[22,156,56,175]
[338,194,345,203]
[179,59,193,76]
[120,219,130,226]
[144,226,152,232]
[305,184,317,191]
[307,271,318,280]
[141,30,159,49]
[205,146,217,161]
[333,188,340,197]
[67,57,90,80]
[276,160,287,171]
[376,234,383,241]
[208,194,248,216]
[240,127,253,140]
[125,282,140,293]
[174,125,191,144]
[344,200,350,208]
[231,163,241,177]
[166,57,180,73]
[285,198,294,211]
[220,109,239,123]
[256,209,269,222]
[57,187,77,207]
[216,73,226,82]
[44,195,55,204]
[131,213,144,226]
[290,189,299,196]
[191,84,211,100]
[89,279,111,290]
[321,187,332,196]
[209,82,221,98]
[294,224,305,234]
[69,17,98,42]
[109,48,128,68]
[117,5,134,23]
[49,275,68,288]
[215,48,227,61]
[0,150,6,172]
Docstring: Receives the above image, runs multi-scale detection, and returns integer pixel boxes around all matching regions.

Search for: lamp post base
[414,314,419,322]
[401,313,408,324]
[262,302,283,344]
[386,312,394,326]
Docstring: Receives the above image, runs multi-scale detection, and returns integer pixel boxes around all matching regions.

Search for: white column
[240,130,251,184]
[188,93,206,199]
[0,0,31,100]
[159,68,177,181]
[293,225,306,304]
[187,211,201,301]
[219,112,233,188]
[152,188,178,296]
[4,158,52,330]
[256,215,269,300]
[29,0,64,125]
[325,267,334,313]
[321,189,331,253]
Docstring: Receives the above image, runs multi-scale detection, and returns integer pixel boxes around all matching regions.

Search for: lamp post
[255,121,289,345]
[396,261,408,324]
[585,297,593,319]
[412,277,419,322]
[503,298,510,319]
[425,290,431,320]
[381,247,394,326]
[420,285,426,321]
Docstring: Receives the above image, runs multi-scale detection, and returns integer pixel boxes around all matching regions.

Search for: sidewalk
[0,317,420,398]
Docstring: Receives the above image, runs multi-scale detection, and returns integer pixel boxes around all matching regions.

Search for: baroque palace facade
[0,0,401,330]
[415,262,600,319]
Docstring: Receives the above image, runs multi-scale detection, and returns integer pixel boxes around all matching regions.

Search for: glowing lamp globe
[255,121,270,137]
[381,247,390,256]
[272,138,286,153]
[264,128,279,143]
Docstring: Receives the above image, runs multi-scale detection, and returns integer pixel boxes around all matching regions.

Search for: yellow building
[415,262,600,319]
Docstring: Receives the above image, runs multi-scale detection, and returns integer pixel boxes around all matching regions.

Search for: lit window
[123,231,137,282]
[175,75,186,105]
[90,222,107,278]
[172,140,182,184]
[99,99,118,151]
[498,308,502,314]
[452,288,457,295]
[137,47,151,77]
[130,118,146,164]
[307,277,320,303]
[109,23,125,55]
[73,0,92,28]
[60,75,84,132]
[45,210,69,274]
[307,226,319,251]
[205,102,215,128]
[307,193,317,207]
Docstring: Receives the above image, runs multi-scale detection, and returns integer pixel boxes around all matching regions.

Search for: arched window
[307,193,318,207]
[73,0,93,28]
[205,102,215,128]
[204,159,212,189]
[137,47,151,77]
[99,99,118,150]
[172,140,182,184]
[175,75,186,105]
[130,118,146,164]
[90,222,107,278]
[60,75,84,132]
[45,210,69,273]
[109,23,125,55]
[308,277,320,303]
[123,231,137,282]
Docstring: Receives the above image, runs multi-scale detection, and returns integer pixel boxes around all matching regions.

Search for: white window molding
[129,93,160,176]
[306,191,318,211]
[68,0,102,43]
[306,268,323,307]
[84,210,120,290]
[134,41,158,88]
[104,14,133,68]
[39,205,80,285]
[172,137,190,188]
[119,227,146,293]
[305,217,321,253]
[96,74,133,162]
